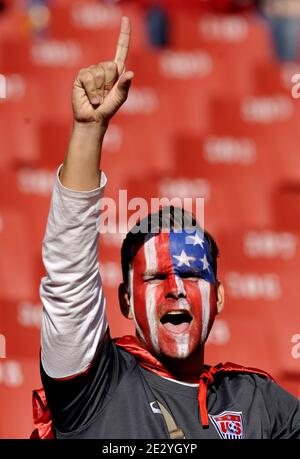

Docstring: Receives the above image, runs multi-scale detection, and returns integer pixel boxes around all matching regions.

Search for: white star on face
[200,254,210,271]
[173,250,195,267]
[186,233,205,248]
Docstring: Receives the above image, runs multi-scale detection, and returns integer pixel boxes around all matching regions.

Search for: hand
[72,16,133,124]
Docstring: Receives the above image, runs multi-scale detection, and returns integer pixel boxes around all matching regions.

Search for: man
[35,17,300,439]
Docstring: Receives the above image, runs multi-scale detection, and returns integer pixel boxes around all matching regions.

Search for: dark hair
[121,206,219,285]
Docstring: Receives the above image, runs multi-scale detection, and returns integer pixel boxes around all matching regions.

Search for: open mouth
[160,311,192,334]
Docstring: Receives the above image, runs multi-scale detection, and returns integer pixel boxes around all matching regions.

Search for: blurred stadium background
[0,0,300,438]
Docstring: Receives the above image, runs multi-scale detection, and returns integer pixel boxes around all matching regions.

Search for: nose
[164,272,186,300]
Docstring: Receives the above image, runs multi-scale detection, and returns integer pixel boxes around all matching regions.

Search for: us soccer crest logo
[209,411,244,439]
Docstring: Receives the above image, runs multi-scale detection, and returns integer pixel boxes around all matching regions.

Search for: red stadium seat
[206,307,278,376]
[0,357,41,438]
[210,95,300,185]
[170,12,271,56]
[0,298,41,359]
[207,228,300,378]
[173,133,278,231]
[0,208,37,301]
[169,13,272,96]
[50,1,145,53]
[254,62,300,96]
[35,119,72,169]
[210,94,300,135]
[0,2,27,44]
[271,299,300,376]
[273,184,300,231]
[0,167,55,258]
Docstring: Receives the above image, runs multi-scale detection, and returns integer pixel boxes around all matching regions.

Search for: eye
[143,273,167,284]
[179,272,202,281]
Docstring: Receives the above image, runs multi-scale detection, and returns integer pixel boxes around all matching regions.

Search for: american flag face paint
[130,230,217,359]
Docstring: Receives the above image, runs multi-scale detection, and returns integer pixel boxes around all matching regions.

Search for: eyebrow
[143,268,202,278]
[179,270,202,277]
[143,270,163,277]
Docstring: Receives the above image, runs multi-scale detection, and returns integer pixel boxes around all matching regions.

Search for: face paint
[128,267,145,343]
[130,230,217,359]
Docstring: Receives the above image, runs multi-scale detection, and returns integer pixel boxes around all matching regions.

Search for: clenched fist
[72,16,133,124]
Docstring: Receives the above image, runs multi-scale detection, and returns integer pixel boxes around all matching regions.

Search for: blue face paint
[169,230,216,284]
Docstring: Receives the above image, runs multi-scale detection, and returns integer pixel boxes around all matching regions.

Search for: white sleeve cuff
[56,164,107,198]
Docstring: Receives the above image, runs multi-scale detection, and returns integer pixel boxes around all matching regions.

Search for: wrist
[60,119,108,191]
[72,119,109,138]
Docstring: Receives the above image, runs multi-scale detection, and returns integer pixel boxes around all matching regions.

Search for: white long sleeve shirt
[40,167,108,378]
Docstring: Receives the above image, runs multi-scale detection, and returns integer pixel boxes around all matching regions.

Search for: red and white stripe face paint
[130,231,217,359]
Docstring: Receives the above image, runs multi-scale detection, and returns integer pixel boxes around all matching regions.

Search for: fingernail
[91,97,100,105]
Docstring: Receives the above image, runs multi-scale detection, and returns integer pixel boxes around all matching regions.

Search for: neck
[156,347,205,383]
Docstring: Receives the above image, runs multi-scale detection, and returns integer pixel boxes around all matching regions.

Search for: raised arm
[60,16,133,190]
[40,17,133,379]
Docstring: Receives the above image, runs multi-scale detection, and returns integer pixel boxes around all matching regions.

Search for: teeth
[167,311,185,315]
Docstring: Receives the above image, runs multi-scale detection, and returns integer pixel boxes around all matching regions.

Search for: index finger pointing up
[114,16,131,75]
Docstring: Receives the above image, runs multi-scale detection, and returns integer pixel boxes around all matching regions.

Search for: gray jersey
[41,332,300,439]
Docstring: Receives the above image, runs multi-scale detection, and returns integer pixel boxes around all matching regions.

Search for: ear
[118,282,133,320]
[216,281,225,314]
